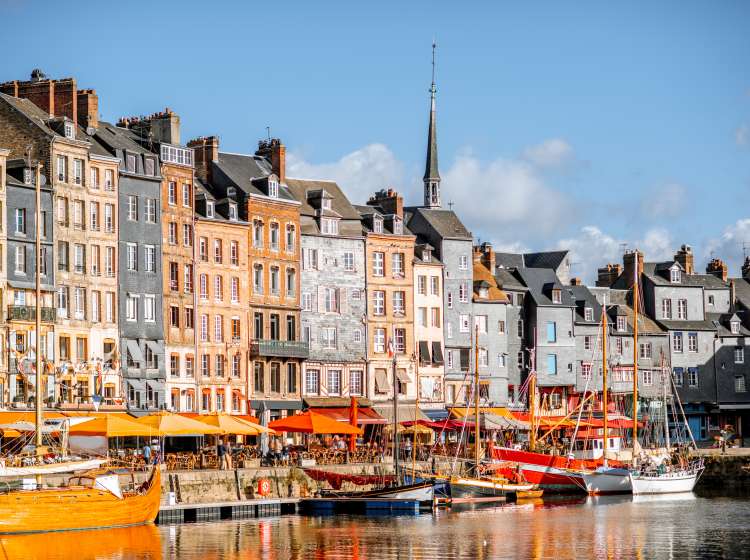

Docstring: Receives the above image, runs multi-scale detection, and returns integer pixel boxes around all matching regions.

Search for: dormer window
[617,316,627,332]
[23,168,32,185]
[670,267,681,283]
[393,217,403,235]
[144,158,155,176]
[584,307,593,322]
[320,218,339,236]
[479,286,489,299]
[268,179,278,198]
[206,202,215,218]
[731,321,740,335]
[227,187,237,198]
[322,198,332,210]
[64,121,75,139]
[551,289,562,304]
[423,249,431,263]
[373,216,383,234]
[228,203,237,221]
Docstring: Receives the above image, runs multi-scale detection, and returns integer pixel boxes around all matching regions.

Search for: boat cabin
[571,430,623,460]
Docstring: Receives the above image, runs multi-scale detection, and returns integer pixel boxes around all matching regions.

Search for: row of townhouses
[0,70,748,439]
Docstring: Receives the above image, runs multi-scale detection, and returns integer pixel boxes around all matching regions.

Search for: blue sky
[2,0,749,281]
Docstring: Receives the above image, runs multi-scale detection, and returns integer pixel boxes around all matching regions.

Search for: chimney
[118,108,180,144]
[472,245,483,264]
[480,242,496,271]
[1,70,77,123]
[188,136,219,184]
[706,258,728,282]
[596,263,622,287]
[730,279,736,311]
[570,277,582,286]
[255,138,286,183]
[77,89,99,129]
[622,250,644,288]
[674,244,694,274]
[367,188,404,220]
[742,257,750,280]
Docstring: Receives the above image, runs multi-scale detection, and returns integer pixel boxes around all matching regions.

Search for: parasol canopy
[269,411,362,435]
[193,413,275,435]
[70,415,157,437]
[133,411,223,436]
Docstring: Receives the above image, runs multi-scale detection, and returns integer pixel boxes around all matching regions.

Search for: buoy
[258,478,271,496]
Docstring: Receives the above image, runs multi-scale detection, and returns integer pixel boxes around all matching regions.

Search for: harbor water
[2,494,749,559]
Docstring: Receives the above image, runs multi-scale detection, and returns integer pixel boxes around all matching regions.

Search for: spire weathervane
[423,40,441,209]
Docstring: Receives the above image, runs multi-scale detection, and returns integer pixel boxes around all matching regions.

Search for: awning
[250,399,303,411]
[451,407,513,419]
[374,369,390,393]
[396,369,411,384]
[431,342,444,365]
[145,340,163,356]
[125,378,146,393]
[418,341,431,365]
[372,403,430,424]
[125,340,144,363]
[423,409,450,421]
[308,407,387,425]
[145,379,165,394]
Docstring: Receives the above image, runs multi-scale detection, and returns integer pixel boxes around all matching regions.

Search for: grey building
[495,268,528,406]
[5,160,55,403]
[95,122,165,409]
[286,178,367,400]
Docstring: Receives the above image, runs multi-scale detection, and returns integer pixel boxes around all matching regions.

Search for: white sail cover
[0,458,105,477]
[94,474,123,499]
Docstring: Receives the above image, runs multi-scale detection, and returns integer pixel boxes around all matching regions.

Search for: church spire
[423,40,441,209]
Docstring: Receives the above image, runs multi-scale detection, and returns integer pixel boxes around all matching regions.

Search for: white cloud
[641,183,687,220]
[704,218,750,273]
[737,124,749,146]
[521,138,575,169]
[286,144,411,205]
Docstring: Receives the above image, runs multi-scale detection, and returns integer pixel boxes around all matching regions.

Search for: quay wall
[694,451,750,494]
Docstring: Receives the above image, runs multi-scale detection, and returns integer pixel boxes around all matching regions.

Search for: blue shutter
[547,322,556,343]
[547,354,557,375]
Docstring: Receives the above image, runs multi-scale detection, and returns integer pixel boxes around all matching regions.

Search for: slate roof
[96,121,156,156]
[517,268,574,307]
[731,278,750,310]
[568,285,602,325]
[706,312,750,337]
[209,151,294,202]
[641,262,729,288]
[285,178,362,237]
[405,207,471,240]
[495,250,569,272]
[494,268,528,291]
[354,204,413,236]
[495,252,525,269]
[657,319,718,332]
[0,93,57,137]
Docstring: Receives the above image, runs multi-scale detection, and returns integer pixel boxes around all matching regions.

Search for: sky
[2,0,749,282]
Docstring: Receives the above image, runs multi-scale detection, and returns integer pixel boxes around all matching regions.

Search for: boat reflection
[0,523,161,560]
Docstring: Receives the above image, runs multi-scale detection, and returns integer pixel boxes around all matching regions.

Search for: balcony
[250,339,309,359]
[7,305,56,322]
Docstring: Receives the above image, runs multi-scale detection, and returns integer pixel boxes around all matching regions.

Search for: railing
[7,305,56,322]
[250,339,309,358]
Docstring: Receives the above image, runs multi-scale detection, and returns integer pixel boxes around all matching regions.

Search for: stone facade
[0,149,7,396]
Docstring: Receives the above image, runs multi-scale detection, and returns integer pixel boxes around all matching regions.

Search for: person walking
[218,439,229,470]
[142,442,151,466]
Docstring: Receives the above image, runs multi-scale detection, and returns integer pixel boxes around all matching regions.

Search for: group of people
[141,440,161,465]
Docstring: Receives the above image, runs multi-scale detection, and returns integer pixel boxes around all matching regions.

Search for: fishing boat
[0,163,161,534]
[491,448,587,493]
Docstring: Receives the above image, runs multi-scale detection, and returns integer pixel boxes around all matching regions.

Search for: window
[688,332,698,352]
[431,276,439,295]
[127,195,137,221]
[72,200,85,229]
[200,315,209,341]
[447,351,454,370]
[677,299,688,320]
[202,354,210,377]
[104,169,114,191]
[581,363,592,380]
[642,370,653,386]
[71,159,83,185]
[214,239,223,263]
[145,199,156,223]
[350,371,363,396]
[144,158,155,176]
[321,218,339,235]
[231,277,240,303]
[392,253,404,277]
[14,209,25,234]
[373,291,385,315]
[170,305,180,328]
[735,376,746,393]
[731,321,740,335]
[270,362,281,392]
[353,329,362,344]
[306,369,320,395]
[144,245,156,273]
[229,241,239,266]
[57,155,66,181]
[393,291,405,316]
[373,252,384,277]
[323,287,339,313]
[253,264,263,294]
[343,252,354,271]
[252,219,264,248]
[616,316,627,332]
[551,289,562,304]
[90,168,99,189]
[670,268,681,283]
[673,332,683,353]
[325,370,342,395]
[446,322,453,339]
[214,275,223,301]
[498,354,507,368]
[460,314,470,333]
[688,368,698,387]
[268,179,279,198]
[55,287,68,318]
[215,355,224,378]
[89,202,100,230]
[170,355,179,378]
[584,336,593,351]
[616,337,623,355]
[517,319,524,338]
[169,262,179,291]
[479,348,488,367]
[185,307,194,329]
[104,204,114,232]
[269,222,280,251]
[708,295,715,306]
[418,276,427,295]
[144,295,155,322]
[374,328,386,353]
[214,315,223,342]
[105,246,115,277]
[546,321,557,343]
[673,367,684,386]
[73,244,86,273]
[662,299,672,319]
[735,347,744,364]
[394,328,406,353]
[302,248,318,270]
[182,183,191,207]
[322,327,337,349]
[168,182,177,205]
[73,287,86,319]
[497,320,506,334]
[286,224,295,253]
[431,307,441,328]
[168,222,177,245]
[91,291,101,322]
[475,315,488,334]
[286,268,296,297]
[547,354,557,375]
[64,121,75,139]
[231,318,241,342]
[584,307,593,321]
[459,255,468,270]
[270,266,280,295]
[90,245,101,275]
[126,295,138,321]
[639,343,652,359]
[302,292,313,312]
[105,292,115,322]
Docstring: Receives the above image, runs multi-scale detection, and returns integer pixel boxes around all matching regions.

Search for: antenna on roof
[619,242,628,254]
[448,201,454,211]
[431,38,437,89]
[266,126,271,141]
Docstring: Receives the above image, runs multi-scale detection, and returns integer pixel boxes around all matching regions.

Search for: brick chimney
[119,108,180,144]
[674,244,694,274]
[742,257,750,280]
[480,242,496,271]
[255,138,286,183]
[367,188,404,220]
[706,258,728,282]
[730,279,736,311]
[188,136,219,184]
[596,263,622,287]
[0,70,78,124]
[77,89,99,129]
[570,277,582,286]
[622,250,644,288]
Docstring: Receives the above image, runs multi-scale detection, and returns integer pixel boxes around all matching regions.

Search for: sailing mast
[474,324,480,471]
[34,162,43,452]
[602,308,609,467]
[632,254,639,452]
[529,330,537,451]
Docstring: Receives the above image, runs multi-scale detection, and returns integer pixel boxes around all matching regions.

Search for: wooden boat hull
[0,467,161,534]
[629,466,703,495]
[449,477,535,503]
[337,481,435,502]
[581,467,632,495]
[516,489,544,500]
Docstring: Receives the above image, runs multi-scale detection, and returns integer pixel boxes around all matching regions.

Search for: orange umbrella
[348,397,358,452]
[269,411,362,435]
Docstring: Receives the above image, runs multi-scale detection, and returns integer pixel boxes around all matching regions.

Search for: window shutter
[338,288,347,315]
[317,286,325,313]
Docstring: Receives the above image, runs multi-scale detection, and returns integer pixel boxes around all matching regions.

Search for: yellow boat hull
[0,467,161,534]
